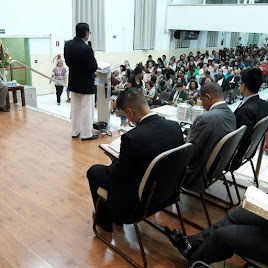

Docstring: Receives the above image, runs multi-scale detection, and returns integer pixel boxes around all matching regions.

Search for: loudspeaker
[174,30,181,39]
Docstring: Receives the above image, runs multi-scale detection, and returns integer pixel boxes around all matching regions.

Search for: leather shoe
[0,107,10,112]
[72,133,80,138]
[165,227,193,259]
[92,210,113,232]
[81,135,98,141]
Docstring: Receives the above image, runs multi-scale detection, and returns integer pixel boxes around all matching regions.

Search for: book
[99,136,121,159]
[242,185,268,220]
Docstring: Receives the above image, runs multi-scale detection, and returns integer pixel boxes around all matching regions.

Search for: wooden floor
[0,105,245,268]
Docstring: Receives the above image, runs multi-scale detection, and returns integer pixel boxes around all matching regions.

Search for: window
[230,32,239,47]
[247,33,260,45]
[175,31,190,48]
[206,31,218,47]
[254,0,268,3]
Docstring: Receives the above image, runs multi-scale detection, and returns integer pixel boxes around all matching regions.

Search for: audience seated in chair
[87,88,183,232]
[231,68,268,171]
[183,82,236,193]
[165,206,268,266]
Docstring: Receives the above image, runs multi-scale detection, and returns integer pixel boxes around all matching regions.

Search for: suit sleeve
[84,47,97,73]
[110,134,136,185]
[186,115,211,155]
[236,107,256,150]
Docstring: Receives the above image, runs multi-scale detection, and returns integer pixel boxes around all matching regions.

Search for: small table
[6,86,25,109]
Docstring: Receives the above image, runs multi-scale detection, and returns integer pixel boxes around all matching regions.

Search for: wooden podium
[6,86,25,109]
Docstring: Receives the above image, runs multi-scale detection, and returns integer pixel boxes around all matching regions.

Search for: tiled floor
[34,88,268,185]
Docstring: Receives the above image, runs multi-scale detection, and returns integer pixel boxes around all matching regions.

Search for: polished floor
[0,105,247,268]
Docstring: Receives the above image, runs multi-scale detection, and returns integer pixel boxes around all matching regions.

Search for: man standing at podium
[64,22,98,140]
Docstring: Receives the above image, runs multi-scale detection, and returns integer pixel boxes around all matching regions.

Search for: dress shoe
[72,133,80,138]
[81,135,98,141]
[165,227,193,259]
[92,210,113,232]
[0,107,10,112]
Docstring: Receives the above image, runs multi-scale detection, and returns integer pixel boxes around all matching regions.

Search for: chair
[93,143,193,268]
[6,86,26,109]
[181,126,247,229]
[231,115,268,188]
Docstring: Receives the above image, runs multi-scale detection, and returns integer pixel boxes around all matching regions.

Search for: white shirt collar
[209,101,226,111]
[241,93,259,106]
[139,112,156,123]
[81,38,88,44]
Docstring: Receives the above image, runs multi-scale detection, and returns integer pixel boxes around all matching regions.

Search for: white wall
[166,5,268,34]
[0,0,73,55]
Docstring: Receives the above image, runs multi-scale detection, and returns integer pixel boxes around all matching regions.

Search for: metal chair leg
[175,202,186,235]
[230,171,242,206]
[93,198,147,268]
[200,194,211,226]
[250,159,259,188]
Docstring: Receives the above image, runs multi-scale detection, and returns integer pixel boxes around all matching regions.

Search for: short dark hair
[117,88,148,111]
[159,81,166,87]
[120,65,126,71]
[241,68,263,93]
[76,23,89,38]
[201,82,224,99]
[162,55,166,58]
[148,55,152,58]
[134,66,143,76]
[176,82,183,88]
[151,76,157,83]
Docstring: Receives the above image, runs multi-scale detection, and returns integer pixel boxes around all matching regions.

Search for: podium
[96,61,112,128]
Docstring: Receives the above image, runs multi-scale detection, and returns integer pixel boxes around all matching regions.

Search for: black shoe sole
[81,135,98,141]
[72,133,80,138]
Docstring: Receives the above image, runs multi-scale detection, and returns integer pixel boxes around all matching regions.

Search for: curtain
[72,0,105,51]
[175,31,190,49]
[206,31,218,47]
[230,32,239,47]
[133,0,157,50]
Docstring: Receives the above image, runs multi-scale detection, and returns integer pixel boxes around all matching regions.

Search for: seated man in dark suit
[183,82,236,193]
[165,206,268,265]
[231,68,268,170]
[87,88,183,232]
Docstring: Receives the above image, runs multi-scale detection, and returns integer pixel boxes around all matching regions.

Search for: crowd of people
[110,45,268,112]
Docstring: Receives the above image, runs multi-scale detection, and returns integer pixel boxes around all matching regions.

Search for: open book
[242,185,268,220]
[99,136,121,159]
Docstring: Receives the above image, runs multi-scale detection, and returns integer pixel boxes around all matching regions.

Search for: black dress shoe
[72,133,80,138]
[92,211,113,232]
[165,227,193,259]
[0,107,10,112]
[81,135,98,141]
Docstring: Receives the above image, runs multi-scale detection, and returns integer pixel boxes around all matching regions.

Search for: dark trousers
[188,206,268,265]
[55,85,63,104]
[87,165,114,229]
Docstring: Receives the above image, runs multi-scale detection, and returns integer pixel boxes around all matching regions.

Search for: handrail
[10,60,67,87]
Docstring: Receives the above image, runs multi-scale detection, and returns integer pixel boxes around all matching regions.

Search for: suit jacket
[231,95,268,170]
[169,89,188,101]
[108,114,183,222]
[64,37,97,94]
[183,103,236,193]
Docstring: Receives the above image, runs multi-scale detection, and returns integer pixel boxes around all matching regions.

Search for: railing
[9,60,67,87]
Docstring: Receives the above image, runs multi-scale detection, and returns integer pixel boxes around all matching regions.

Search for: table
[6,86,25,109]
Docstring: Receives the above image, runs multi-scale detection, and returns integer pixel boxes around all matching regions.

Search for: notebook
[242,185,268,220]
[99,136,121,159]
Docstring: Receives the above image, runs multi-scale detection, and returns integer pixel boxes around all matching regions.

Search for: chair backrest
[138,143,193,216]
[244,115,268,160]
[206,126,247,183]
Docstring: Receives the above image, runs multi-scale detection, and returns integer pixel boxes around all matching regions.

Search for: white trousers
[71,92,95,139]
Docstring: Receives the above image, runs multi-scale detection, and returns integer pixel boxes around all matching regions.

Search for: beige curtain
[133,0,157,50]
[206,31,218,47]
[72,0,105,51]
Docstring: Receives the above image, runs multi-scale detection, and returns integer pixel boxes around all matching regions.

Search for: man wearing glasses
[64,23,98,141]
